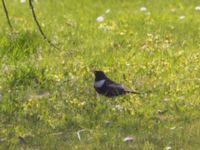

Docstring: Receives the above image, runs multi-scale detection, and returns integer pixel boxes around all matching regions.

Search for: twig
[76,129,92,141]
[2,0,13,29]
[29,0,60,50]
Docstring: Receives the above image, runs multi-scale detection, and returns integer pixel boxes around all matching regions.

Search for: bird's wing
[107,83,125,89]
[108,83,139,94]
[106,79,127,90]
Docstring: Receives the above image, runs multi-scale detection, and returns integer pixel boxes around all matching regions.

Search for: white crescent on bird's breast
[94,79,106,88]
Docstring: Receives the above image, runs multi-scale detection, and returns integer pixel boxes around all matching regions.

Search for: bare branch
[29,0,60,50]
[2,0,13,29]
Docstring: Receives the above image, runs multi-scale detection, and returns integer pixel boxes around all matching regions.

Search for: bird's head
[93,70,107,81]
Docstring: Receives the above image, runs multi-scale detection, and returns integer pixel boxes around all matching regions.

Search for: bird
[93,70,140,97]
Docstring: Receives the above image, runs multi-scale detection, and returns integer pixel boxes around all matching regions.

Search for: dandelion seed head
[96,16,104,22]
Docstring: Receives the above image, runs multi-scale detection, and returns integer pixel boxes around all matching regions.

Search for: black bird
[93,70,140,97]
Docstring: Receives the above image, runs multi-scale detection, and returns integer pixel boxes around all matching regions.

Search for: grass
[0,0,200,149]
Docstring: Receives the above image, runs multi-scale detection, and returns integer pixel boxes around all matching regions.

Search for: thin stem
[29,0,60,50]
[2,0,13,29]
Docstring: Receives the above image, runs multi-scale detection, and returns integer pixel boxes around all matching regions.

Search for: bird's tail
[125,89,140,94]
[127,90,151,94]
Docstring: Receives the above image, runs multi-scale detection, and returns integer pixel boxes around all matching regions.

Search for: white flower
[98,24,113,31]
[195,6,200,11]
[20,0,26,3]
[166,146,172,150]
[105,9,111,14]
[96,16,104,22]
[140,6,147,12]
[179,16,185,20]
[115,104,123,111]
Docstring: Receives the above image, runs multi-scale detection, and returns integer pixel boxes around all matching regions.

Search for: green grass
[0,0,200,149]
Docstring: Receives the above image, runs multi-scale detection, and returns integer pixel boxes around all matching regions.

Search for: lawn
[0,0,200,149]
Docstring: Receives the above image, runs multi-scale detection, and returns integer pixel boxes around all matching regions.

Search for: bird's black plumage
[93,70,140,97]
